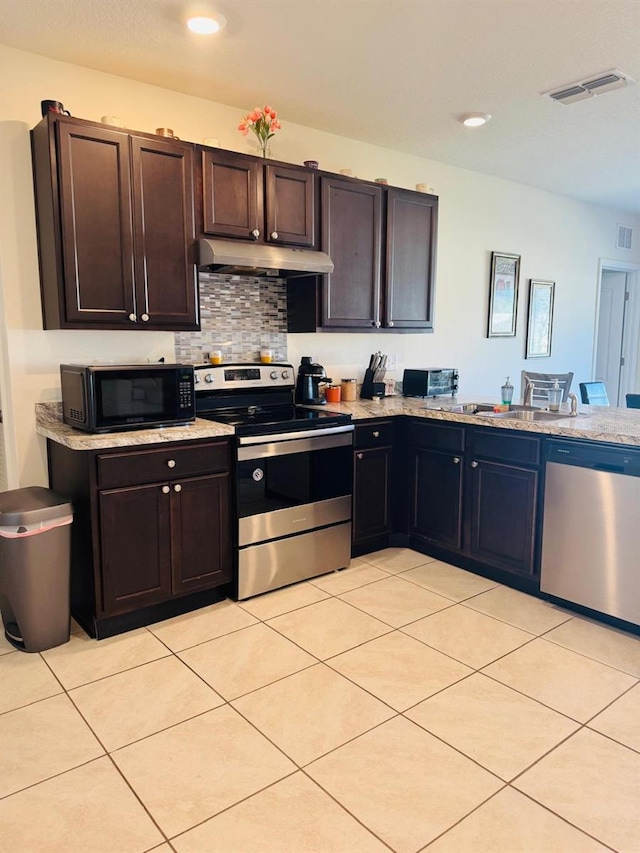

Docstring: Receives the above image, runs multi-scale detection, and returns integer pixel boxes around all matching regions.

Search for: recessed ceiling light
[187,14,226,35]
[459,112,492,127]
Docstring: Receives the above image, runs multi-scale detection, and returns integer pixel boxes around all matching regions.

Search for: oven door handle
[237,427,354,460]
[237,424,354,446]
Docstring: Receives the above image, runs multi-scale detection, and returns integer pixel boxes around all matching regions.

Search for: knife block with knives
[361,352,387,399]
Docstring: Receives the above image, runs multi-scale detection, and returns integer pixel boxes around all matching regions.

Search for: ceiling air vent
[543,69,634,105]
[617,224,633,251]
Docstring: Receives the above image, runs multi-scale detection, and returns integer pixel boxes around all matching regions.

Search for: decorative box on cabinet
[47,438,232,639]
[200,148,316,247]
[31,114,198,331]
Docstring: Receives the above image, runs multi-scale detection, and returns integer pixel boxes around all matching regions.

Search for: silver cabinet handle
[471,460,479,468]
[141,313,149,322]
[174,483,182,492]
[453,456,461,464]
[373,431,380,438]
[271,231,278,240]
[161,485,170,494]
[357,452,363,460]
[373,320,381,328]
[128,313,137,322]
[166,459,176,468]
[388,321,394,327]
[251,229,260,239]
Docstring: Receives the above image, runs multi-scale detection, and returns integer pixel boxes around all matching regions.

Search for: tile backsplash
[174,272,288,365]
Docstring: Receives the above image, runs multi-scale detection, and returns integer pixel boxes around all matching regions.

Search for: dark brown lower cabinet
[410,446,463,549]
[467,459,538,578]
[405,420,542,583]
[352,420,395,552]
[48,438,232,638]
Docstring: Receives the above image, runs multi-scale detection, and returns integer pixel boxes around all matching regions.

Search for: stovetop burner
[194,362,351,436]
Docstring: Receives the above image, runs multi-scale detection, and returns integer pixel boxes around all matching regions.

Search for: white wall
[1,44,639,488]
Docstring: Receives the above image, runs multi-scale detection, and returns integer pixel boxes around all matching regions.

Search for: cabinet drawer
[409,419,465,453]
[355,420,394,449]
[470,428,540,466]
[97,441,230,489]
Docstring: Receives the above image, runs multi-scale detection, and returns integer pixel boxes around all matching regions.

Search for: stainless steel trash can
[0,487,73,652]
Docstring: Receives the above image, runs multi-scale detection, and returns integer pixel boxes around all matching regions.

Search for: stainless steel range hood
[199,238,334,278]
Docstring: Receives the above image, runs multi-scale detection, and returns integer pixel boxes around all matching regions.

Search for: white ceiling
[1,0,639,213]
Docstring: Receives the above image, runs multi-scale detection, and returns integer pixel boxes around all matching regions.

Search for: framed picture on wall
[487,252,520,337]
[526,279,555,358]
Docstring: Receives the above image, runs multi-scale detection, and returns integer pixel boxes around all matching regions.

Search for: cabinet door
[171,474,232,596]
[130,136,198,329]
[265,165,315,247]
[320,178,382,328]
[99,483,171,615]
[385,189,437,330]
[202,149,262,239]
[468,460,538,577]
[353,447,392,543]
[56,122,135,325]
[410,447,463,549]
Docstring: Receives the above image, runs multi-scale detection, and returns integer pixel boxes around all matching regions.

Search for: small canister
[341,378,357,401]
[325,385,341,403]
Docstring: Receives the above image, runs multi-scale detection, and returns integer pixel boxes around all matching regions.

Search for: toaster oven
[402,368,459,398]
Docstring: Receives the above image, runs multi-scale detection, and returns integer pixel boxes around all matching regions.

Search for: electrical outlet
[386,353,398,371]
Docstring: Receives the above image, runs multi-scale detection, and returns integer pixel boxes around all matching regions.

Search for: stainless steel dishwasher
[541,440,640,626]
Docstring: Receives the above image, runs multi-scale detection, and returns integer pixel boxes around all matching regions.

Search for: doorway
[593,260,640,406]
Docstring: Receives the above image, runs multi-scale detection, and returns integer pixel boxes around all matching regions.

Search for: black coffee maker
[295,357,331,404]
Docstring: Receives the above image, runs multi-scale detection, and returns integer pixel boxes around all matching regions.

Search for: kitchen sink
[485,409,575,421]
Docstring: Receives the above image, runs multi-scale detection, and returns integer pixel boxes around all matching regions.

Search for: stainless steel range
[194,363,354,599]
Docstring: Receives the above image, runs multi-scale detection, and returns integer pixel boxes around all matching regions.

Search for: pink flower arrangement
[238,105,281,156]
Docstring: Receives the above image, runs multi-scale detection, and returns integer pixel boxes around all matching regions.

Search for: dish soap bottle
[548,378,562,412]
[501,376,514,405]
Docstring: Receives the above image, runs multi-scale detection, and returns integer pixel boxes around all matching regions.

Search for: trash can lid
[0,486,73,527]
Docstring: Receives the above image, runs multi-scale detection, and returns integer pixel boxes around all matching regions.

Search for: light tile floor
[0,547,638,852]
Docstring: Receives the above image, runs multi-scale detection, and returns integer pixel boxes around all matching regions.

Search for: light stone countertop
[35,403,234,450]
[36,395,640,450]
[310,394,640,447]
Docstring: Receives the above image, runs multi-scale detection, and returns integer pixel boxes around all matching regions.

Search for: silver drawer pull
[174,483,182,492]
[251,229,260,239]
[166,459,176,468]
[357,452,363,460]
[471,460,479,468]
[271,231,278,240]
[453,456,461,464]
[141,313,149,322]
[372,431,380,438]
[161,485,170,494]
[128,313,136,322]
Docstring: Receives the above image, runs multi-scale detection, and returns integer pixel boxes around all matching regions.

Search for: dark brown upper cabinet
[287,177,438,332]
[385,188,437,330]
[31,115,198,331]
[201,148,315,247]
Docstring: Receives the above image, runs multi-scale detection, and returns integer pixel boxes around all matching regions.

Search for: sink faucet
[523,380,535,407]
[568,392,578,416]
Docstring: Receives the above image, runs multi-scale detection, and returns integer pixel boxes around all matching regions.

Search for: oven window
[237,442,352,518]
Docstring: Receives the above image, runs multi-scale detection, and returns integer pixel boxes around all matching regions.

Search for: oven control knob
[194,373,200,384]
[270,371,279,380]
[204,373,214,383]
[281,370,290,379]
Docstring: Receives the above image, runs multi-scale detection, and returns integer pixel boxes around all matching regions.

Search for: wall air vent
[617,224,633,251]
[543,69,634,105]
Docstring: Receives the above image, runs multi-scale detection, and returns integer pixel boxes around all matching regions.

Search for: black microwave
[60,364,195,433]
[402,368,459,397]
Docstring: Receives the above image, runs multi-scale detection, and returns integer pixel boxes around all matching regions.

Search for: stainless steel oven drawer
[238,496,351,547]
[238,521,352,599]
